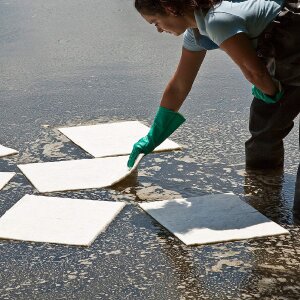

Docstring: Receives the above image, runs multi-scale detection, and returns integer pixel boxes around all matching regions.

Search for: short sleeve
[205,12,247,46]
[183,29,205,52]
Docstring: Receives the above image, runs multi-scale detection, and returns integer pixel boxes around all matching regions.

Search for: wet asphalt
[1,0,300,299]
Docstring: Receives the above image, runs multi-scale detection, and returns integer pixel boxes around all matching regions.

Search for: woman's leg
[245,86,300,170]
[250,0,300,218]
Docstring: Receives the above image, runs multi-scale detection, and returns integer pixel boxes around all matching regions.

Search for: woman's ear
[164,6,179,16]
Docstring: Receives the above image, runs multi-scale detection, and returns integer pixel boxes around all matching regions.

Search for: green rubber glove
[252,85,284,104]
[127,106,186,168]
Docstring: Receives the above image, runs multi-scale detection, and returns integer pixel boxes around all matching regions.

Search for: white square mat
[0,195,126,246]
[0,145,18,157]
[0,172,15,190]
[59,121,181,157]
[139,194,289,245]
[18,155,143,193]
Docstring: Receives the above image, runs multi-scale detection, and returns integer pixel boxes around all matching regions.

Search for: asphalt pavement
[1,0,300,299]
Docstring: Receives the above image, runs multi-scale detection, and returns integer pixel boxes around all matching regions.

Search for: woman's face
[141,12,190,36]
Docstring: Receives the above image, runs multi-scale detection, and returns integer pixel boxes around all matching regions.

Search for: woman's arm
[160,48,206,111]
[220,33,278,96]
[127,48,205,167]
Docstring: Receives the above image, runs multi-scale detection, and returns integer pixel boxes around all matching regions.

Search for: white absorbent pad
[0,195,126,246]
[59,121,181,158]
[18,155,143,193]
[0,145,18,157]
[0,172,15,190]
[139,194,289,245]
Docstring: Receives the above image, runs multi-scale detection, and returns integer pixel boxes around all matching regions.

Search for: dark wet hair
[135,0,222,15]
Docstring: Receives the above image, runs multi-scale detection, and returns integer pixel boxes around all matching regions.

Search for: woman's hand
[127,107,185,168]
[252,80,284,104]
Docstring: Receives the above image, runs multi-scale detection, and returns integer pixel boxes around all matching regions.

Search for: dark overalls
[244,0,300,215]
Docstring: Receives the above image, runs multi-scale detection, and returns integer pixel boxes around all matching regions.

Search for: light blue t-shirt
[183,0,284,51]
